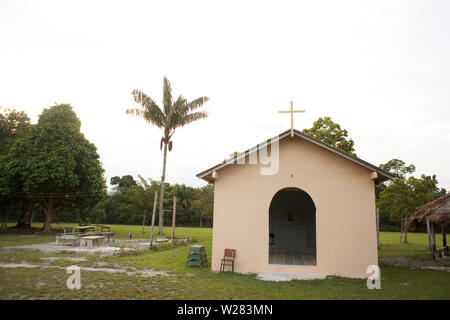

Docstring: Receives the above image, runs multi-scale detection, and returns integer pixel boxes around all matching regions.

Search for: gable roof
[196,129,394,184]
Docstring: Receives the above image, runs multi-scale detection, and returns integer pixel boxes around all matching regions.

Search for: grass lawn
[0,223,449,300]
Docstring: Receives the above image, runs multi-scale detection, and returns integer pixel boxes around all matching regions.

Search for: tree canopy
[5,104,106,233]
[302,117,356,156]
[0,107,31,155]
[379,159,416,179]
[376,157,446,227]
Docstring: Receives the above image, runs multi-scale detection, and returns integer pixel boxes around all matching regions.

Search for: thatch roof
[407,193,450,230]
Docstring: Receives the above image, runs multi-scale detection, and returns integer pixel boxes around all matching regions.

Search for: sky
[1,0,449,190]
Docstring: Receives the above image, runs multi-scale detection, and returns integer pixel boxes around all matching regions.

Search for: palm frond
[129,89,166,128]
[166,95,187,129]
[175,111,208,128]
[186,97,209,111]
[125,108,144,116]
[163,77,173,116]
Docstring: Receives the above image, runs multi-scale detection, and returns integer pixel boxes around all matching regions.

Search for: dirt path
[0,261,170,277]
[380,256,450,272]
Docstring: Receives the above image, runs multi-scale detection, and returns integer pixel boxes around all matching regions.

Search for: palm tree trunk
[150,192,158,247]
[158,136,169,236]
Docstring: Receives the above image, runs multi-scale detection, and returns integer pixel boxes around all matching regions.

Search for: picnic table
[80,235,105,248]
[76,226,96,233]
[56,226,116,246]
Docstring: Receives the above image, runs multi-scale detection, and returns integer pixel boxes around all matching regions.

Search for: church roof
[196,128,394,184]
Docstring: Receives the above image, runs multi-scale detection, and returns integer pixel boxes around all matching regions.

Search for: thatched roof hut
[407,193,450,230]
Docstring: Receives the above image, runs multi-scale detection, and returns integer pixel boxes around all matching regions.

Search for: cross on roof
[278,101,305,137]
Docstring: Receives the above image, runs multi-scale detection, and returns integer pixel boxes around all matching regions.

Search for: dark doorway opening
[269,188,316,266]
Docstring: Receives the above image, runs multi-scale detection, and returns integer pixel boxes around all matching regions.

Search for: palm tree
[126,77,209,236]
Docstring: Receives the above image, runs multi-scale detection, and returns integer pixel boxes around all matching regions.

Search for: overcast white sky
[1,0,449,190]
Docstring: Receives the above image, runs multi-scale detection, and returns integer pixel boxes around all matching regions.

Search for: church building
[197,128,393,278]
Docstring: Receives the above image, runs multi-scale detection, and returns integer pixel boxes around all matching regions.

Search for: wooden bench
[56,234,80,246]
[56,227,81,246]
[436,246,449,258]
[80,236,105,249]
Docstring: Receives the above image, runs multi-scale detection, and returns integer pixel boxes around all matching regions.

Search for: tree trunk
[150,192,158,247]
[1,206,9,232]
[199,212,202,228]
[158,134,169,236]
[15,201,28,228]
[43,195,53,234]
[29,204,36,226]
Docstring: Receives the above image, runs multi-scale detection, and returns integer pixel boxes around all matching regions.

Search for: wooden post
[426,218,432,251]
[150,192,158,247]
[442,226,447,248]
[431,222,436,260]
[171,196,177,241]
[376,208,380,248]
[142,210,147,233]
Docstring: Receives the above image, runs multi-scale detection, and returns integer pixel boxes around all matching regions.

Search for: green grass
[0,223,449,299]
[378,231,443,260]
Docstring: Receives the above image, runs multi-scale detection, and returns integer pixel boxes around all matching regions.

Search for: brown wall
[211,136,378,278]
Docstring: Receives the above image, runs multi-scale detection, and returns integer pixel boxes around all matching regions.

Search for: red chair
[220,248,236,273]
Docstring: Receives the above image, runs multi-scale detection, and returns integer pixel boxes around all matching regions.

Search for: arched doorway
[269,187,316,266]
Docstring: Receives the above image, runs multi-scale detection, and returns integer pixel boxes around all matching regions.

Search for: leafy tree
[126,77,209,235]
[191,184,214,227]
[110,175,137,190]
[378,178,413,222]
[6,104,106,233]
[119,178,154,226]
[302,117,356,156]
[86,204,107,224]
[378,174,446,241]
[379,159,415,179]
[376,159,416,199]
[408,174,446,208]
[101,176,160,226]
[0,108,32,230]
[0,107,31,155]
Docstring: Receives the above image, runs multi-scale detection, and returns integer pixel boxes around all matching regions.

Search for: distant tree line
[92,175,214,227]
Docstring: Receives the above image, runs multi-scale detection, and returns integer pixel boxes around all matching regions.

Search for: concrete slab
[256,272,327,282]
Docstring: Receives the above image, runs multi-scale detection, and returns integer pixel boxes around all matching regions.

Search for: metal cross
[278,101,305,137]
